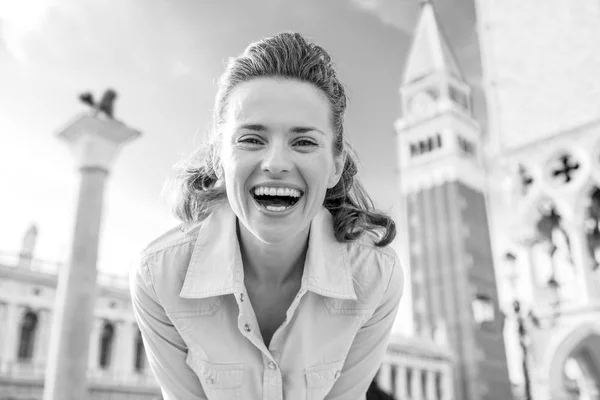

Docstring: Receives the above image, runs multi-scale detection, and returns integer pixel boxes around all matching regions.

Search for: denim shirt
[129,201,404,400]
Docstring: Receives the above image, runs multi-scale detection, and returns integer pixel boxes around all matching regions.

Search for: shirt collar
[179,201,357,301]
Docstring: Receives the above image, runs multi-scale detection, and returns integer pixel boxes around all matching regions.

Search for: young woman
[130,32,404,400]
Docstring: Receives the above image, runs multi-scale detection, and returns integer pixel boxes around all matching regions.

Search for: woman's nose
[261,142,292,175]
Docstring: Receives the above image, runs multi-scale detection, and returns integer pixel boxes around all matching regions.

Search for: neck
[237,220,309,287]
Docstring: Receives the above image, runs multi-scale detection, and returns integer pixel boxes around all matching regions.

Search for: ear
[327,151,346,189]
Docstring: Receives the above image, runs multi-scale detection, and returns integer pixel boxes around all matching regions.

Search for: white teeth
[253,186,301,197]
[265,205,289,212]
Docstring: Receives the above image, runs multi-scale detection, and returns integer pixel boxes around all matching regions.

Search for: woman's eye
[294,139,317,147]
[239,137,263,145]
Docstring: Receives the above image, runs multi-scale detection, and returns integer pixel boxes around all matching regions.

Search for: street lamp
[504,251,562,400]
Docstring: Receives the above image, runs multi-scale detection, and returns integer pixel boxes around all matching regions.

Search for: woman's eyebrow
[237,123,267,132]
[290,126,325,135]
[237,124,325,135]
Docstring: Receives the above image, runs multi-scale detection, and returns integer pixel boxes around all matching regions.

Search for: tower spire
[402,1,463,85]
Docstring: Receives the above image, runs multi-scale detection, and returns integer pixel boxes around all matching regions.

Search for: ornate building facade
[0,227,161,400]
[476,0,600,399]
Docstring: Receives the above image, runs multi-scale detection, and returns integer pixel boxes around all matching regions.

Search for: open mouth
[251,186,304,212]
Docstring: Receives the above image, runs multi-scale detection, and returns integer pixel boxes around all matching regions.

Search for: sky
[0,0,480,335]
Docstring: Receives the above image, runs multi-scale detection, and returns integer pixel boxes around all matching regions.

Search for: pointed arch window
[18,310,38,361]
[134,328,146,372]
[99,321,114,369]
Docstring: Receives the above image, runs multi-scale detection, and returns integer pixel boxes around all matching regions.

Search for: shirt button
[206,377,214,384]
[334,370,341,379]
[268,361,277,370]
[240,293,244,302]
[244,324,251,332]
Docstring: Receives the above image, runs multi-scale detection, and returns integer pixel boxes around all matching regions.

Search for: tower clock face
[409,90,437,115]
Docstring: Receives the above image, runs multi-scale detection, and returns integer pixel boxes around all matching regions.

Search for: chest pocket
[186,351,244,400]
[304,359,345,400]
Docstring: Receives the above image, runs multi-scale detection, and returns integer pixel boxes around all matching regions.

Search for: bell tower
[395,3,513,400]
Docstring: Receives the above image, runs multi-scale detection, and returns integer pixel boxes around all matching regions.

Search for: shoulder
[345,232,403,294]
[346,231,398,268]
[133,221,205,302]
[140,222,202,261]
[137,221,204,285]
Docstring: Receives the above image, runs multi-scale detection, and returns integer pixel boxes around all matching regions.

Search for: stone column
[425,370,435,400]
[0,302,8,373]
[120,321,135,376]
[569,225,599,302]
[411,368,423,400]
[3,304,25,364]
[88,318,103,372]
[377,361,393,394]
[33,309,51,370]
[442,365,453,400]
[394,365,407,399]
[43,110,140,400]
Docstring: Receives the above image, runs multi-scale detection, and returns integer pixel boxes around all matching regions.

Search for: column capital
[57,114,141,172]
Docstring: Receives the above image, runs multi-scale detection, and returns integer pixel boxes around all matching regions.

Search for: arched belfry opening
[549,327,600,399]
[18,310,38,361]
[99,321,114,369]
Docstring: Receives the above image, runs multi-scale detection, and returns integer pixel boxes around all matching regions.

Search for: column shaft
[43,169,107,400]
[377,361,393,393]
[3,304,24,364]
[34,309,50,364]
[412,368,423,400]
[395,365,407,399]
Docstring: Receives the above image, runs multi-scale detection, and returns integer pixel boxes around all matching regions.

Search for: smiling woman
[130,32,404,400]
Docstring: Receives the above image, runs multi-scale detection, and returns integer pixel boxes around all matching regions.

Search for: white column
[394,365,407,399]
[3,304,25,363]
[122,321,135,375]
[442,365,453,400]
[114,320,134,375]
[570,225,599,302]
[43,112,141,400]
[425,370,435,400]
[377,361,393,394]
[34,309,51,366]
[412,368,423,400]
[0,303,7,357]
[0,302,8,374]
[88,318,103,371]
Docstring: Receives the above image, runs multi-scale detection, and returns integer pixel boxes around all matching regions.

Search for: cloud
[0,0,58,61]
[349,0,421,33]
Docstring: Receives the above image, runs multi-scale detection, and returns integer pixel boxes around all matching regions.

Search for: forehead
[224,78,331,129]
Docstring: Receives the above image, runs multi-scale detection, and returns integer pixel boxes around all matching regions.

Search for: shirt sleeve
[129,256,208,400]
[324,252,405,400]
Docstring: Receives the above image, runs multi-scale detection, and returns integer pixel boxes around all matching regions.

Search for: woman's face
[219,77,344,245]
